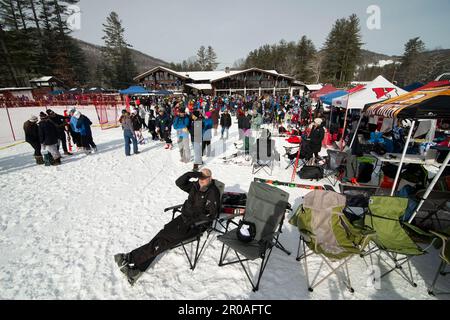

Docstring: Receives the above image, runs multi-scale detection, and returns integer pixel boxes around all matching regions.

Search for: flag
[332,94,349,108]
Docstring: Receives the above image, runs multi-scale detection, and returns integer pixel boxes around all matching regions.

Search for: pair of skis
[254,178,334,191]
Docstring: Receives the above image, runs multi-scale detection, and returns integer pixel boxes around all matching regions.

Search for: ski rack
[254,178,334,191]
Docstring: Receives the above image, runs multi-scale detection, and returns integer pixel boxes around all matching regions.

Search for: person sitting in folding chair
[114,169,221,285]
[251,129,280,175]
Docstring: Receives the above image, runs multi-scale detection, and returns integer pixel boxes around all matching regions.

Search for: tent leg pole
[349,111,363,149]
[408,150,450,223]
[391,121,416,196]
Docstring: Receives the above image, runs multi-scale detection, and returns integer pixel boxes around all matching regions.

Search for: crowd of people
[118,93,328,169]
[23,109,96,166]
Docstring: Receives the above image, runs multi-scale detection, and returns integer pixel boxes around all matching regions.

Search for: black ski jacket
[175,172,221,225]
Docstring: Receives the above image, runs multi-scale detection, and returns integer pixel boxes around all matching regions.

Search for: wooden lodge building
[134,66,305,96]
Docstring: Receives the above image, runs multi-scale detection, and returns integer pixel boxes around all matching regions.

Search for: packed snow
[0,108,449,300]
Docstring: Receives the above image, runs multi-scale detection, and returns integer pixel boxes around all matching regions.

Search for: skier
[156,108,173,149]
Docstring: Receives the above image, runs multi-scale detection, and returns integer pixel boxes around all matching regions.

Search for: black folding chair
[163,180,225,270]
[217,181,291,291]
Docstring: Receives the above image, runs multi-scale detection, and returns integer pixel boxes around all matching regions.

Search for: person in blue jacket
[202,111,214,157]
[173,109,191,163]
[74,111,96,154]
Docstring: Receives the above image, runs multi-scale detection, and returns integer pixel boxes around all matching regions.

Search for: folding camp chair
[427,229,450,296]
[363,196,435,287]
[217,181,291,292]
[322,150,349,187]
[412,190,450,232]
[163,179,225,270]
[251,131,280,175]
[290,190,373,293]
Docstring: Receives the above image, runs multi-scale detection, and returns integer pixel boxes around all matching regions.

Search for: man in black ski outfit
[114,168,221,285]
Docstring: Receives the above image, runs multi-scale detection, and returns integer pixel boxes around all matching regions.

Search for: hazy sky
[72,0,450,69]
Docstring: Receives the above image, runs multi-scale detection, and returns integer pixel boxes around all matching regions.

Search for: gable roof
[134,66,190,81]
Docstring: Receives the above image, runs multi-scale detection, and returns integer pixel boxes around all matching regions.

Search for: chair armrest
[164,204,183,212]
[192,219,212,228]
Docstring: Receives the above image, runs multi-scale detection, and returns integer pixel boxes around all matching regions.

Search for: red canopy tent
[347,84,365,94]
[413,80,450,92]
[310,84,338,100]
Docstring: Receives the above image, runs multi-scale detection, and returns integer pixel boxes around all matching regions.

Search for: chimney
[225,67,230,74]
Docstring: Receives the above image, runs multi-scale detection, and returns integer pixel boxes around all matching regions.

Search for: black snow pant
[29,142,42,157]
[81,134,96,150]
[129,215,202,272]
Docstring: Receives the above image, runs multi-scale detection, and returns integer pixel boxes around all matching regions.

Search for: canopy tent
[333,75,408,110]
[310,84,338,100]
[119,86,150,95]
[305,84,323,92]
[403,82,424,92]
[364,86,450,119]
[413,80,450,92]
[347,84,366,94]
[319,90,348,105]
[356,86,450,220]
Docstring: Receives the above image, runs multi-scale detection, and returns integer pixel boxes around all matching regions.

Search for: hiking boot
[35,156,44,165]
[52,157,62,166]
[134,151,140,155]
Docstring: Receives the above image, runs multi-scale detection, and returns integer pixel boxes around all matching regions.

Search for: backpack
[357,163,374,183]
[298,166,324,181]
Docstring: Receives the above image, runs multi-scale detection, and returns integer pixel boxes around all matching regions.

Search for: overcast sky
[72,0,450,69]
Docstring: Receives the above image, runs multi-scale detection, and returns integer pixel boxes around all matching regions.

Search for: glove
[190,171,203,179]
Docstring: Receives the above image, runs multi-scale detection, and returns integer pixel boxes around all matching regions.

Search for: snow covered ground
[0,113,449,300]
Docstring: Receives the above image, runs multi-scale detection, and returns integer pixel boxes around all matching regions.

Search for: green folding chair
[428,229,450,296]
[289,190,374,293]
[364,196,434,287]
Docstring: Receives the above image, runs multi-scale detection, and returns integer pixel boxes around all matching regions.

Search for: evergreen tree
[101,11,137,89]
[295,35,316,83]
[206,45,218,71]
[321,14,362,86]
[196,45,207,71]
[398,37,425,86]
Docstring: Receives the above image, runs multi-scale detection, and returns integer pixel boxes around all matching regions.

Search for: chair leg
[428,260,447,295]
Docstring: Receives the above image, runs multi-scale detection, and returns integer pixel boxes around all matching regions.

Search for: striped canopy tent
[362,85,450,221]
[364,85,450,119]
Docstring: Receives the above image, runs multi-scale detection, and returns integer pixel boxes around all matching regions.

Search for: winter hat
[46,109,54,115]
[69,108,77,115]
[314,118,323,126]
[131,109,138,115]
[29,115,38,122]
[205,111,212,118]
[73,111,81,119]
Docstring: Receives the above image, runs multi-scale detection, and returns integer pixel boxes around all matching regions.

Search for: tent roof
[413,80,450,92]
[347,84,365,94]
[119,86,149,95]
[311,84,338,99]
[364,85,450,119]
[333,75,408,109]
[403,82,424,92]
[319,90,348,105]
